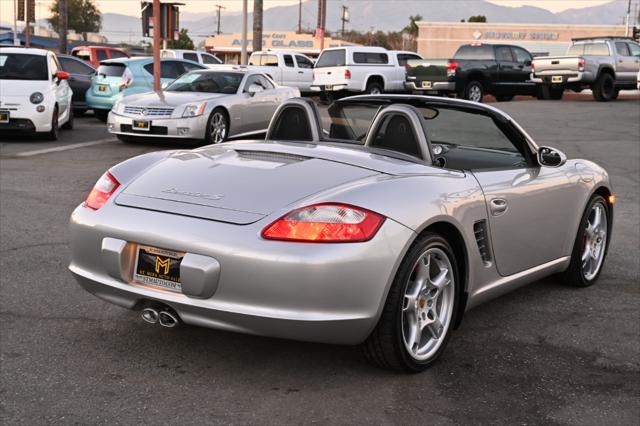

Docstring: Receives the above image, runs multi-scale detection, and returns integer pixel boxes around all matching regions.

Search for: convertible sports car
[70,95,613,372]
[107,68,299,144]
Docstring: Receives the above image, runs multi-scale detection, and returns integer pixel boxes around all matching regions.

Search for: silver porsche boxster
[70,95,614,372]
[107,68,299,144]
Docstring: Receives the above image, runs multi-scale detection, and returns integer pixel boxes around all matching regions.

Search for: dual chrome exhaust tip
[141,306,180,328]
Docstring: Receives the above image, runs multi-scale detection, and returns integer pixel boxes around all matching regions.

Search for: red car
[70,46,129,68]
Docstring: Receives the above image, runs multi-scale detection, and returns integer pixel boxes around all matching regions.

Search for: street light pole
[153,0,161,91]
[59,0,68,53]
[241,0,248,65]
[25,0,31,48]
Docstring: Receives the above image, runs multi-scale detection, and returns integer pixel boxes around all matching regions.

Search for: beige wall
[417,22,628,58]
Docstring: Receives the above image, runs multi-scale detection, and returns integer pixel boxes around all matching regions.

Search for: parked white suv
[161,49,223,66]
[311,47,422,94]
[0,47,73,140]
[248,50,315,93]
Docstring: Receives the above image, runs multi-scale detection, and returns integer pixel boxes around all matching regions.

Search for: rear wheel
[361,233,459,372]
[562,195,610,287]
[592,73,615,102]
[95,109,109,122]
[365,81,383,95]
[463,80,484,102]
[205,108,229,144]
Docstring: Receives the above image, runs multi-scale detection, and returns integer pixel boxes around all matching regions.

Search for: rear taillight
[578,58,585,72]
[404,63,409,73]
[262,203,385,243]
[344,68,351,79]
[85,172,120,210]
[531,61,535,72]
[446,61,458,78]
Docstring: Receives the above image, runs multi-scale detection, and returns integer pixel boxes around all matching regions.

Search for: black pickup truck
[405,44,539,102]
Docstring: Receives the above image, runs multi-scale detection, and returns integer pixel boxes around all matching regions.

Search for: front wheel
[205,108,229,144]
[361,233,459,372]
[44,106,59,141]
[62,107,74,130]
[562,195,610,287]
[463,80,484,102]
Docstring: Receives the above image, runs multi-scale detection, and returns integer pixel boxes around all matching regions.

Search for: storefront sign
[476,31,559,40]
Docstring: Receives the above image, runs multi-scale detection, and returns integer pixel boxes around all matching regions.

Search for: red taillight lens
[262,203,385,243]
[85,172,120,210]
[446,61,458,78]
[344,68,351,79]
[531,61,535,71]
[578,58,585,72]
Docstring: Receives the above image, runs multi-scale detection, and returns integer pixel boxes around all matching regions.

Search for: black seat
[371,114,422,158]
[269,105,313,141]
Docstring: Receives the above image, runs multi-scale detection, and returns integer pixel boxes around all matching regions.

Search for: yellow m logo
[155,256,171,275]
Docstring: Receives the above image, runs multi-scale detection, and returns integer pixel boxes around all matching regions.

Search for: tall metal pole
[14,0,19,45]
[316,0,326,51]
[625,0,631,36]
[297,0,302,34]
[215,4,225,35]
[25,0,31,48]
[320,0,326,50]
[59,0,68,54]
[252,0,263,54]
[241,0,248,65]
[153,0,161,91]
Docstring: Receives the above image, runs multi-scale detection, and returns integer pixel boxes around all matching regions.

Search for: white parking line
[15,138,116,157]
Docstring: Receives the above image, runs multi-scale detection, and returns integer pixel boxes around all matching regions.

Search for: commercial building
[416,22,628,58]
[204,31,354,63]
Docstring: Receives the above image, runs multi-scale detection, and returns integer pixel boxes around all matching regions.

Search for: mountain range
[3,0,636,44]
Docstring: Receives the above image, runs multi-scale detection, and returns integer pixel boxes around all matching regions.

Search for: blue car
[87,57,206,121]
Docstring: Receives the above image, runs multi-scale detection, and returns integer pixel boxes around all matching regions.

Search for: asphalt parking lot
[1,98,639,425]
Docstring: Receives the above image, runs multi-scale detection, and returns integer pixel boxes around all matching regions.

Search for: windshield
[315,49,346,68]
[0,54,48,80]
[166,71,244,94]
[322,104,380,143]
[97,64,126,77]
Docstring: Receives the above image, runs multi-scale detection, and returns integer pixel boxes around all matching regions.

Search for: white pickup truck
[248,50,315,93]
[311,46,422,95]
[161,49,223,66]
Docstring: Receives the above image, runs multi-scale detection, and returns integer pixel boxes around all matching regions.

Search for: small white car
[161,49,223,67]
[0,47,73,140]
[311,46,422,95]
[249,50,315,93]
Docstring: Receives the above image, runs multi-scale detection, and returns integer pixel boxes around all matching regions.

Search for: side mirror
[538,146,566,167]
[247,83,264,96]
[55,70,70,81]
[524,60,532,66]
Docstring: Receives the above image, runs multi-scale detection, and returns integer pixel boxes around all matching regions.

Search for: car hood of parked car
[121,91,232,108]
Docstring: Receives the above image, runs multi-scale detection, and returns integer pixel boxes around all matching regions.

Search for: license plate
[98,84,108,92]
[132,119,150,131]
[551,76,563,83]
[421,81,433,89]
[324,85,333,91]
[0,111,8,123]
[133,245,183,292]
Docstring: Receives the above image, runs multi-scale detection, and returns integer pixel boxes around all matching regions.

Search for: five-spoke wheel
[206,109,228,144]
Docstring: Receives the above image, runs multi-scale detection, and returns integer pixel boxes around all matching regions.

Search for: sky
[0,0,618,23]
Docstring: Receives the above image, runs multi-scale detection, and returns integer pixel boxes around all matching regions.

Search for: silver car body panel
[70,95,613,344]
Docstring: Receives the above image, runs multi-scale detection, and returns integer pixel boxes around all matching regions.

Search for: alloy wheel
[582,202,607,281]
[209,112,227,144]
[468,84,482,102]
[402,247,455,361]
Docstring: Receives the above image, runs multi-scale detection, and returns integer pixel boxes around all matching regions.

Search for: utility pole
[340,5,349,40]
[297,0,302,34]
[241,0,248,65]
[625,0,631,36]
[153,0,161,91]
[215,4,225,35]
[316,0,326,51]
[59,0,68,54]
[253,0,263,54]
[25,0,31,48]
[14,0,19,45]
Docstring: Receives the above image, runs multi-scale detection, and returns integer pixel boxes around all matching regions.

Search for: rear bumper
[107,111,208,139]
[86,91,118,111]
[530,70,593,84]
[310,84,349,92]
[404,81,456,92]
[68,202,414,344]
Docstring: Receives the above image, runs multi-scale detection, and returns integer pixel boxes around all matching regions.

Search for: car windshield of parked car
[315,49,346,67]
[166,71,243,94]
[0,54,48,80]
[97,63,126,77]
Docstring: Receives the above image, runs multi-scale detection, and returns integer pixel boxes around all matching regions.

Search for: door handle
[489,198,508,216]
[298,71,304,74]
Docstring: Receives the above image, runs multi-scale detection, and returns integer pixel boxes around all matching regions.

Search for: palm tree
[253,0,263,53]
[403,14,422,37]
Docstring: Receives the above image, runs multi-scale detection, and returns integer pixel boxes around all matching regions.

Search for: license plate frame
[98,84,108,93]
[551,76,563,83]
[324,84,333,91]
[133,245,184,292]
[132,119,151,131]
[421,81,433,89]
[0,110,9,123]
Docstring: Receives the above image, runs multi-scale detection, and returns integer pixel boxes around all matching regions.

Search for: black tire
[592,73,615,102]
[611,89,620,100]
[361,232,460,372]
[463,80,484,102]
[73,108,87,117]
[204,108,229,145]
[561,195,610,287]
[95,109,109,122]
[62,107,74,130]
[365,80,384,95]
[495,94,514,102]
[44,106,59,141]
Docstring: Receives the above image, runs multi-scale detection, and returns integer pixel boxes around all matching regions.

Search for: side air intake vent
[473,220,492,267]
[236,150,310,164]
